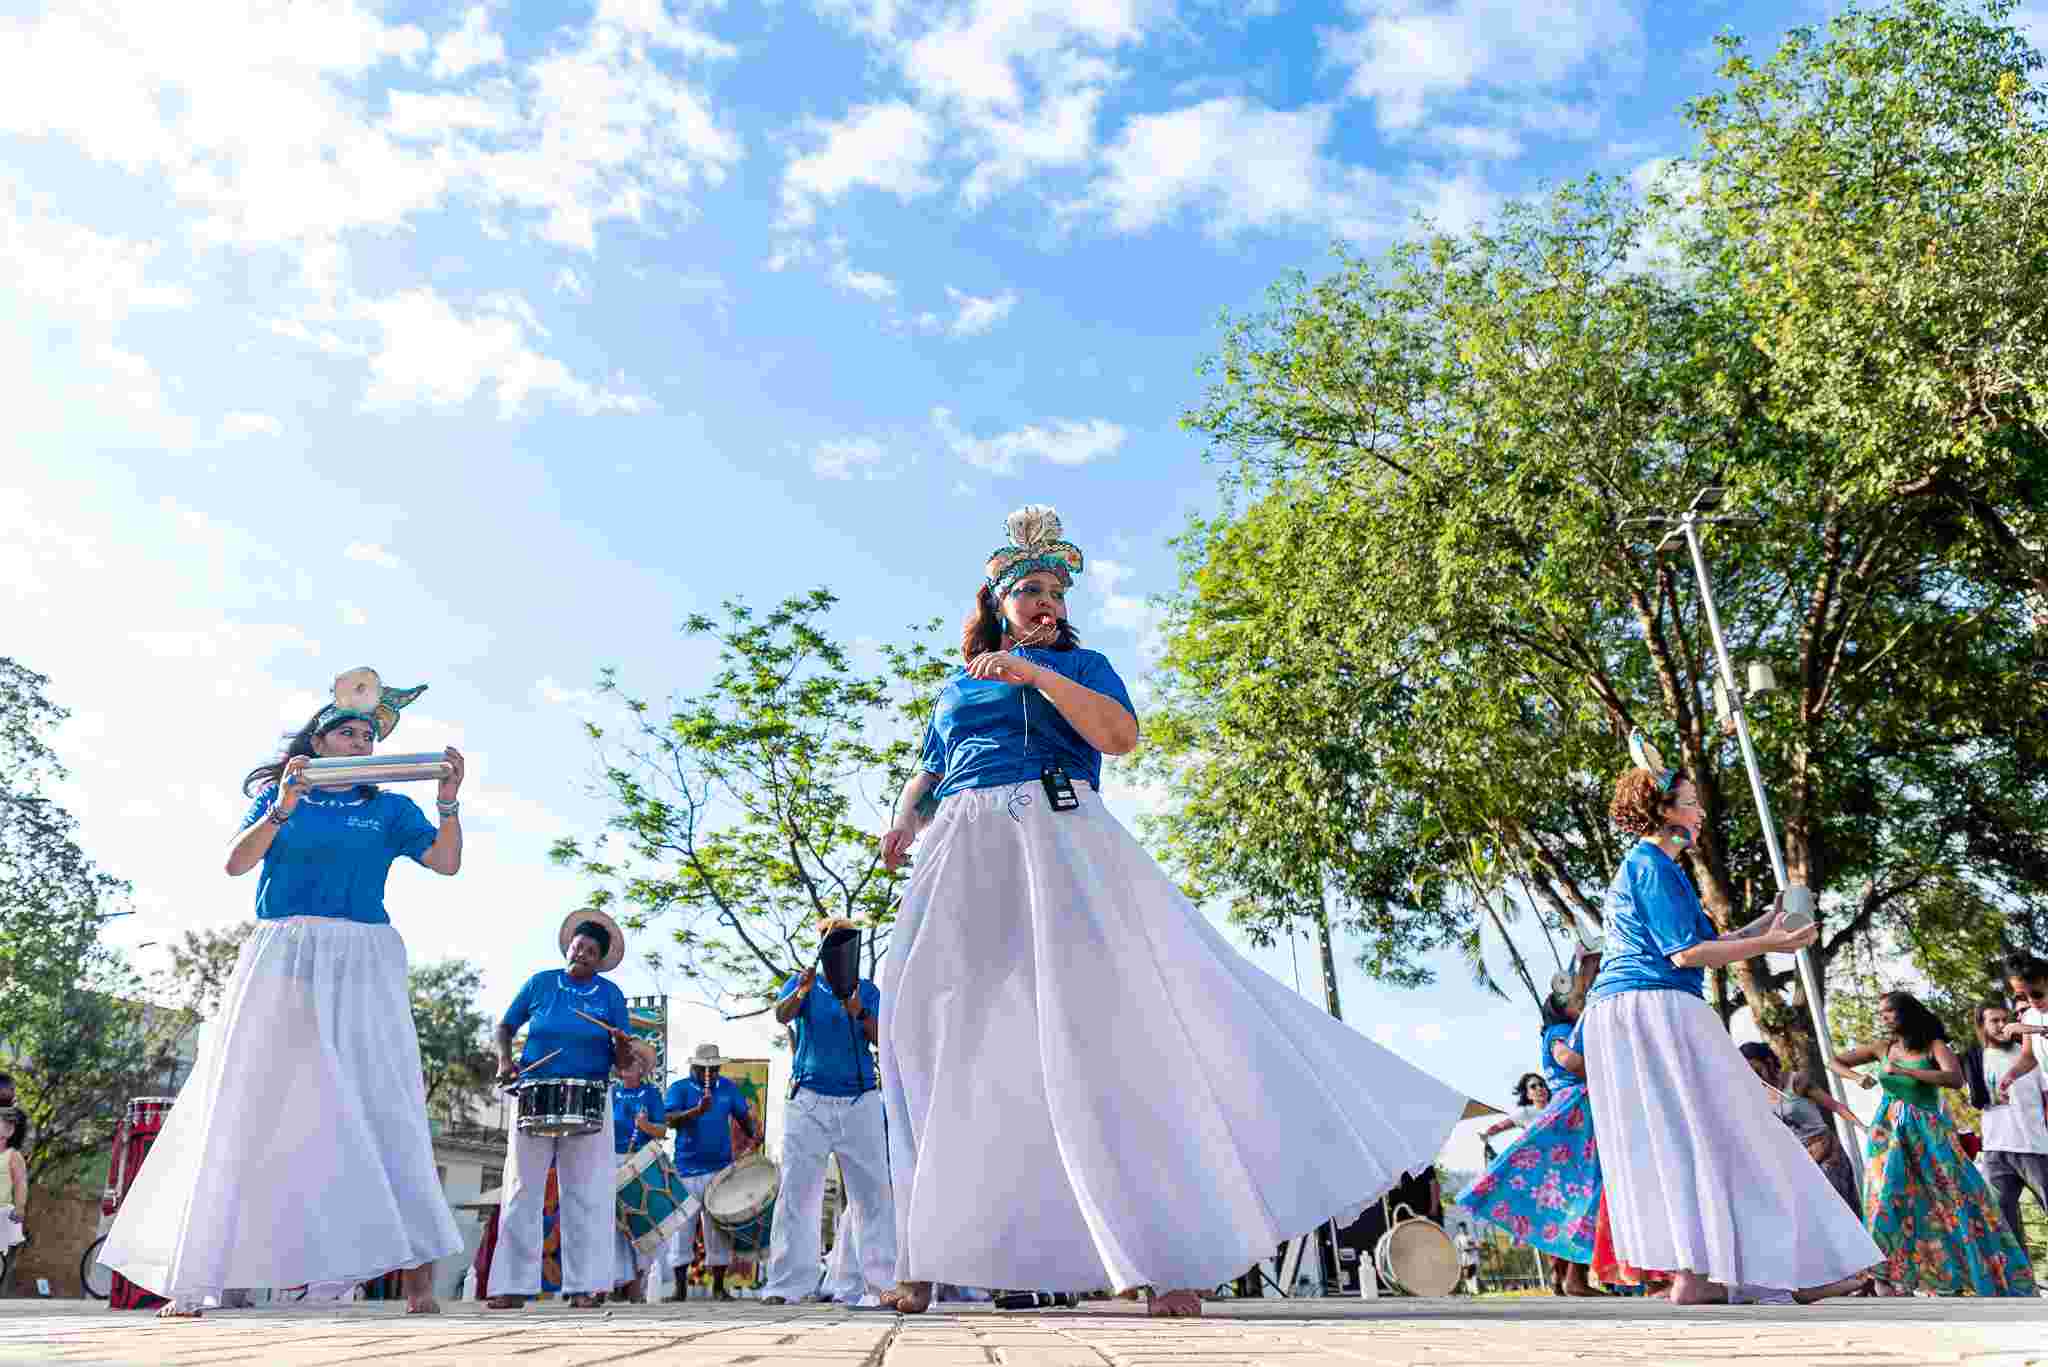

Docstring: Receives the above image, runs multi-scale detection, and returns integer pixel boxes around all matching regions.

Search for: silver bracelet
[436,800,460,817]
[267,806,290,827]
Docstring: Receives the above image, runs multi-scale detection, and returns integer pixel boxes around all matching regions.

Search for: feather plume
[1006,504,1064,551]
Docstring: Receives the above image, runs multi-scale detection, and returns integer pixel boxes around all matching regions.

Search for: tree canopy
[552,589,950,1011]
[1147,0,2048,1071]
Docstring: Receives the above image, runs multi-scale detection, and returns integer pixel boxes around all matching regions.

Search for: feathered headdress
[985,505,1084,596]
[1627,728,1677,792]
[315,667,427,741]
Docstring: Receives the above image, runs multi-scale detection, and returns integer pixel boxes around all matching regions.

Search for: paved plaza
[3,1296,2046,1366]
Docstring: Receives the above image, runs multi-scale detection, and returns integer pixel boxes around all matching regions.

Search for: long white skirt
[1582,989,1880,1289]
[101,916,462,1299]
[881,781,1466,1293]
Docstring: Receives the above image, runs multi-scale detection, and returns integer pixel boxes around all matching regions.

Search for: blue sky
[6,0,1950,1163]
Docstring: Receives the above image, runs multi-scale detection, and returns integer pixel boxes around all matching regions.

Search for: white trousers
[818,1204,862,1302]
[496,1104,616,1297]
[664,1170,735,1270]
[762,1089,897,1302]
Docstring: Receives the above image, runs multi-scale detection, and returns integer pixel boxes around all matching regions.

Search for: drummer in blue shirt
[663,1043,759,1301]
[609,1052,665,1303]
[488,910,636,1311]
[760,933,897,1306]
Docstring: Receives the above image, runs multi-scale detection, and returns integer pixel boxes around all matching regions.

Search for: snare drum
[515,1077,607,1138]
[703,1151,779,1254]
[1373,1204,1459,1297]
[616,1146,691,1256]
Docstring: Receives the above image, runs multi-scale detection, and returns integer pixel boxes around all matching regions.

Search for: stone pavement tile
[990,1347,1112,1366]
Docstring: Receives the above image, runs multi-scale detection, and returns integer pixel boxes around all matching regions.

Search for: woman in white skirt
[101,668,466,1316]
[877,507,1469,1317]
[1578,733,1878,1305]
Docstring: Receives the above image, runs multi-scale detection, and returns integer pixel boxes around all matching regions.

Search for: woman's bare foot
[1147,1289,1203,1317]
[402,1264,441,1314]
[1666,1271,1727,1305]
[891,1281,932,1314]
[1791,1274,1870,1305]
[155,1302,202,1319]
[486,1294,526,1310]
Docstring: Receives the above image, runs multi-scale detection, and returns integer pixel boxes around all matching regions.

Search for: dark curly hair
[1609,768,1688,838]
[0,1107,25,1152]
[1513,1072,1549,1106]
[961,582,1080,663]
[1881,991,1949,1053]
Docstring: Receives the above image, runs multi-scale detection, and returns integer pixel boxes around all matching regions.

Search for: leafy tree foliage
[408,958,497,1126]
[552,590,951,1011]
[1,658,183,1185]
[1152,0,2048,1073]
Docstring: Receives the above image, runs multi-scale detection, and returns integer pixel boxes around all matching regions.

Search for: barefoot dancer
[100,669,466,1317]
[1577,734,1878,1305]
[1456,969,1605,1297]
[877,507,1468,1318]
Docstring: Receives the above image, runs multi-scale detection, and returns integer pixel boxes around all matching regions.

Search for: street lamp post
[1623,488,1865,1190]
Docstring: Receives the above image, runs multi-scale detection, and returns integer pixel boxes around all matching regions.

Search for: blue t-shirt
[239,785,437,925]
[1540,1021,1579,1091]
[664,1075,752,1176]
[919,646,1135,800]
[779,974,880,1097]
[501,970,629,1081]
[612,1082,665,1156]
[1587,841,1717,1004]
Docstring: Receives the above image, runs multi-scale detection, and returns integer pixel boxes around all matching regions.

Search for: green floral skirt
[1865,1098,2035,1295]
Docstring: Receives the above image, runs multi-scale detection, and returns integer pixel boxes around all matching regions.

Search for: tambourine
[300,752,451,787]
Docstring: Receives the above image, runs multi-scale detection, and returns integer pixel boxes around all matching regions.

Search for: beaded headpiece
[315,666,427,741]
[985,505,1084,596]
[1627,728,1677,792]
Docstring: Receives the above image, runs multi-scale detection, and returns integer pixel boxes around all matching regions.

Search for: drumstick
[573,1007,624,1035]
[498,1048,563,1091]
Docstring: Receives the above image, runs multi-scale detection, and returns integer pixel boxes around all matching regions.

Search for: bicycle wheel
[80,1236,113,1300]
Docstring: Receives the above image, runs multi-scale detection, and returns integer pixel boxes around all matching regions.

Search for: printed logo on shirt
[344,816,382,832]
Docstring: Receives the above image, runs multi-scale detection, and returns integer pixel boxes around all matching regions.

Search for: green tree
[1686,0,2048,611]
[552,590,951,1011]
[409,959,497,1127]
[154,922,255,1020]
[1158,149,2045,1075]
[1,658,186,1185]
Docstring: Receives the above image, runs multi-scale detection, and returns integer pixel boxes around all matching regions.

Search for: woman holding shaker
[1577,732,1877,1305]
[877,506,1468,1317]
[101,668,467,1317]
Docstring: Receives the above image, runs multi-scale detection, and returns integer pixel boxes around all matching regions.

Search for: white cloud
[1372,1023,1399,1046]
[344,542,404,570]
[1089,556,1167,658]
[339,601,369,626]
[431,4,505,79]
[219,412,284,439]
[0,186,194,325]
[1324,0,1642,132]
[777,102,942,231]
[1414,1022,1449,1045]
[0,1,742,259]
[941,285,1016,337]
[554,266,590,298]
[535,676,602,709]
[827,258,900,301]
[1433,124,1524,160]
[931,406,1126,474]
[1079,96,1503,242]
[356,287,652,418]
[811,436,887,480]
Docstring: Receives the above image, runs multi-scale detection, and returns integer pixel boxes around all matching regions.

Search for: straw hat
[559,908,625,973]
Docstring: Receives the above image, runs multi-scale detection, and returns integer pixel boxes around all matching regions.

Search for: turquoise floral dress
[1864,1053,2035,1296]
[1454,1024,1602,1262]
